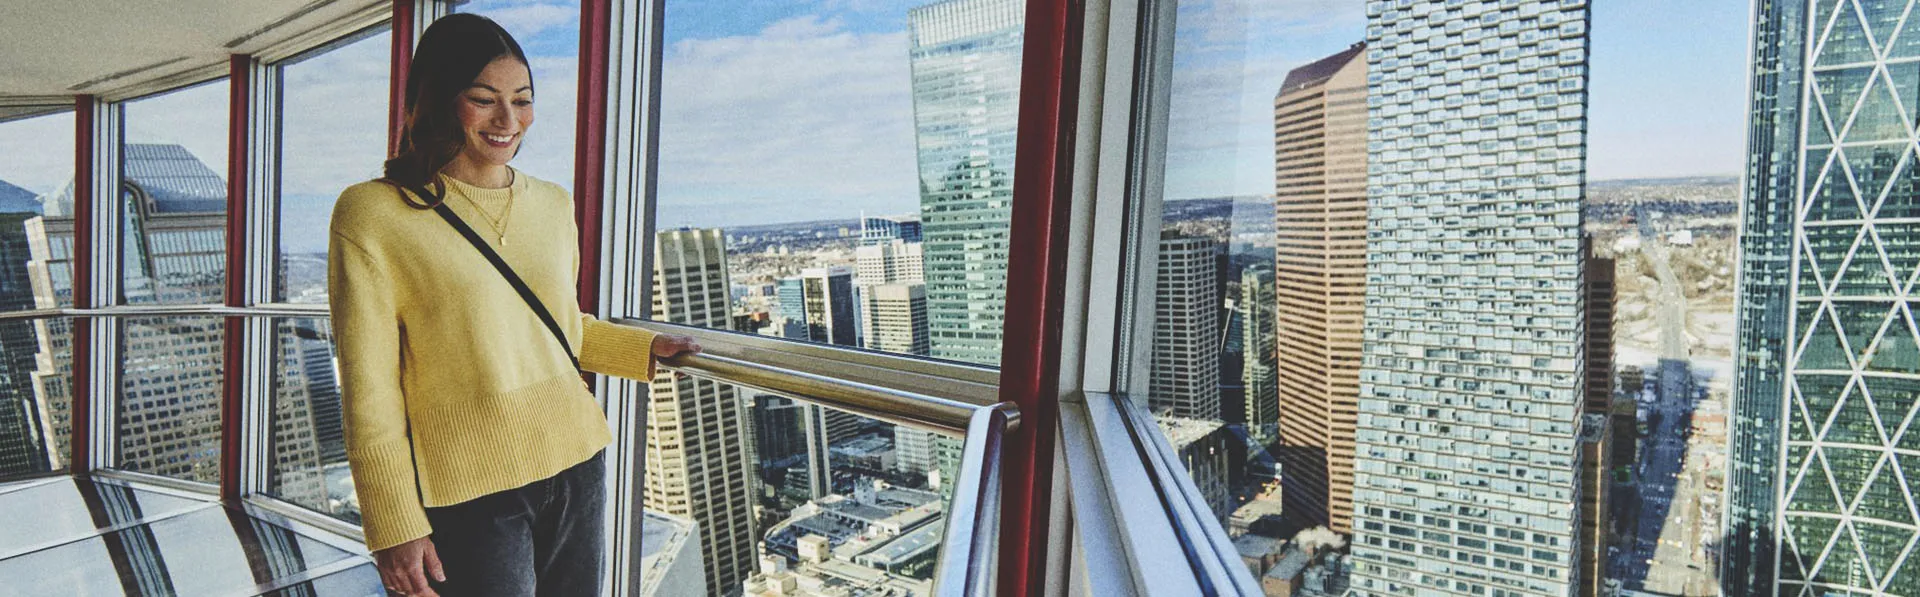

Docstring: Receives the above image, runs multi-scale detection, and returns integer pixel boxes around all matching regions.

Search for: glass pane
[0,110,76,309]
[276,28,392,304]
[115,316,224,484]
[121,81,230,305]
[0,111,76,478]
[455,0,580,191]
[0,316,76,480]
[653,0,1022,368]
[266,317,355,523]
[652,228,963,596]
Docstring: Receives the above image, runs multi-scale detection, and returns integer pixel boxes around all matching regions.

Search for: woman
[328,14,696,597]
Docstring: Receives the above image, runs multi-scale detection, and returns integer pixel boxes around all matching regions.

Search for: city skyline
[0,0,1748,235]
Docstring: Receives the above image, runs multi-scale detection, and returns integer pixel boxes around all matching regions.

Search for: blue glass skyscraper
[1729,1,1920,595]
[907,0,1023,366]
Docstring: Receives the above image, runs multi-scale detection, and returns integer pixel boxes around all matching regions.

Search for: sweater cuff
[580,318,659,380]
[349,439,432,553]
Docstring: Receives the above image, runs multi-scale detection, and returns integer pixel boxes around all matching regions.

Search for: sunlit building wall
[1351,2,1593,596]
[648,228,760,595]
[1272,42,1368,536]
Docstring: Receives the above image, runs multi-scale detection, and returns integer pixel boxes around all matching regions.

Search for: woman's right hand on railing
[376,536,445,596]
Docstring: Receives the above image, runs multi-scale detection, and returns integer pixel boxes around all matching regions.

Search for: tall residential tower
[1351,3,1593,596]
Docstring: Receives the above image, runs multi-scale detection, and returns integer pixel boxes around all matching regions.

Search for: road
[1608,238,1721,595]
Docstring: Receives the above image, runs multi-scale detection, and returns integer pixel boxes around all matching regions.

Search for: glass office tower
[1728,1,1920,595]
[908,0,1024,366]
[1351,2,1593,596]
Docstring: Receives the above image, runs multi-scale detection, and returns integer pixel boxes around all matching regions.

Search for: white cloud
[279,32,393,195]
[478,2,580,40]
[655,15,919,227]
[125,80,231,180]
[0,111,77,196]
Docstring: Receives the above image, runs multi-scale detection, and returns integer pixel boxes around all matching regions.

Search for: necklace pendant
[500,234,508,246]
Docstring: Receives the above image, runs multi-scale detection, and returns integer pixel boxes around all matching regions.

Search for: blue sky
[0,0,1752,236]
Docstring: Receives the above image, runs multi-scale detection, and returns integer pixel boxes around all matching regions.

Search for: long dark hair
[384,13,531,209]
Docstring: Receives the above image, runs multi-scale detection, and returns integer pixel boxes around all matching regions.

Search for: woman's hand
[375,536,444,597]
[652,333,702,359]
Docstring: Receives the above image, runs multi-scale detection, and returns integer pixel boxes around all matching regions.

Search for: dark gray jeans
[423,451,605,596]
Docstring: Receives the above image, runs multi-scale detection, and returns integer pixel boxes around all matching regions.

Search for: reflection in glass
[0,112,78,480]
[115,316,225,484]
[121,81,229,306]
[277,28,392,304]
[267,317,355,523]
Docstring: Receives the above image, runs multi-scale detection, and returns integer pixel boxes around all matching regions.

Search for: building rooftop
[1266,544,1313,580]
[1279,42,1366,97]
[0,178,41,214]
[1232,534,1285,560]
[123,143,226,214]
[1155,415,1225,448]
[1579,413,1610,444]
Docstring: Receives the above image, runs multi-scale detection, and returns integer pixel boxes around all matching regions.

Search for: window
[120,80,229,306]
[0,111,76,479]
[457,0,581,191]
[645,1,1026,593]
[276,27,392,304]
[266,317,354,522]
[115,316,225,484]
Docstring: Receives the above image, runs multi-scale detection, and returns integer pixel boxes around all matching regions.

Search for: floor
[0,475,382,596]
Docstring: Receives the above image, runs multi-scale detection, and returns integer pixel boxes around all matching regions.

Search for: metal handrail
[659,351,1017,437]
[932,403,1012,596]
[0,304,329,321]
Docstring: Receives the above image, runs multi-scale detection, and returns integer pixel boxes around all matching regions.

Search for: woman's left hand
[651,334,701,359]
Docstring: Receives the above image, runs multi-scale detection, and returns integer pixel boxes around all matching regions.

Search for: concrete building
[1351,2,1593,595]
[638,511,706,597]
[1158,415,1237,526]
[649,228,760,595]
[854,239,924,287]
[1151,233,1222,421]
[749,480,945,593]
[1271,43,1367,536]
[859,284,927,357]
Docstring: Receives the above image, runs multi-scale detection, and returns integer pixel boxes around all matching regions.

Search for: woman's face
[453,56,535,169]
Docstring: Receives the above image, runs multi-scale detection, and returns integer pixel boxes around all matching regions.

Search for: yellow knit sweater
[328,172,657,552]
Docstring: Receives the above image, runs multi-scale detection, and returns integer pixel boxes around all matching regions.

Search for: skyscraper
[1584,243,1615,415]
[1241,265,1278,443]
[1351,2,1592,596]
[1729,1,1920,595]
[1151,232,1221,421]
[648,228,759,595]
[1272,42,1367,535]
[908,0,1023,366]
[1724,1,1805,593]
[0,178,51,476]
[860,284,928,356]
[860,215,922,246]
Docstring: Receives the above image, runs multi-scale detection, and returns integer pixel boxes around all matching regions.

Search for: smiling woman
[456,0,580,191]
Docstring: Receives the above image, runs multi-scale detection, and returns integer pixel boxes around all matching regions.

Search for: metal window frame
[1049,0,1264,593]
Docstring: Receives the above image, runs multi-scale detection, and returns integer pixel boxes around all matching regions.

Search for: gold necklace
[447,172,515,245]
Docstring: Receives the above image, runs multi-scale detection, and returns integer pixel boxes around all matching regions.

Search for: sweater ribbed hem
[410,373,613,509]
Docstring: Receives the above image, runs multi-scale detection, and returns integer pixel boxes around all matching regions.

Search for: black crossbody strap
[420,189,581,373]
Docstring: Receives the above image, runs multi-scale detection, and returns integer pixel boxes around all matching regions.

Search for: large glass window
[276,27,392,304]
[115,316,225,484]
[1141,1,1750,596]
[456,0,581,191]
[646,1,1024,593]
[266,317,354,522]
[0,111,76,480]
[120,80,230,306]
